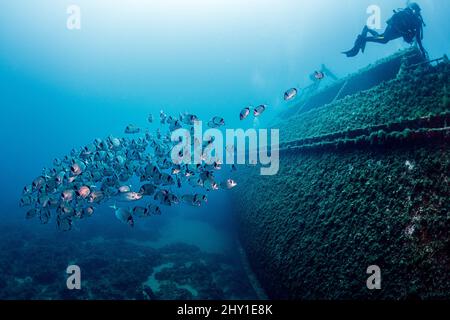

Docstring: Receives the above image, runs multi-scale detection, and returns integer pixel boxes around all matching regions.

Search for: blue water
[0,0,449,299]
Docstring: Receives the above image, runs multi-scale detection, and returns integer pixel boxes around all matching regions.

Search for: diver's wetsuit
[344,7,426,58]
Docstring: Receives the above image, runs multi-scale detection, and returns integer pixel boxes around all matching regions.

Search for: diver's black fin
[343,35,364,57]
[342,48,359,57]
[361,38,367,53]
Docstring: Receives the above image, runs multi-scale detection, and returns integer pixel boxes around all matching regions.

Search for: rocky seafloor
[0,222,258,300]
[233,59,450,299]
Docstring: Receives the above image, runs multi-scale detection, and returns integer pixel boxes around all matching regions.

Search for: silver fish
[76,186,91,198]
[125,124,141,134]
[19,195,33,207]
[220,179,238,189]
[118,185,131,193]
[61,190,75,202]
[159,173,175,186]
[89,191,105,203]
[139,183,156,196]
[112,205,134,227]
[84,206,95,217]
[254,105,267,117]
[147,204,162,215]
[57,215,72,231]
[240,107,251,120]
[118,192,143,202]
[39,208,51,224]
[181,114,199,125]
[22,185,32,195]
[132,206,149,218]
[284,88,298,101]
[207,116,225,128]
[182,194,201,207]
[26,208,38,219]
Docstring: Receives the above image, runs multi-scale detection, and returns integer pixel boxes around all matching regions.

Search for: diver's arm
[416,28,428,59]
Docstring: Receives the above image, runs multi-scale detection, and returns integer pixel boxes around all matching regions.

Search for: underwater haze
[0,0,449,300]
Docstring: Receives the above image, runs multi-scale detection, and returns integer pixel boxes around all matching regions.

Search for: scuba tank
[387,7,422,43]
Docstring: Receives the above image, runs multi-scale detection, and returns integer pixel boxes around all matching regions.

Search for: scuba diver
[343,2,427,58]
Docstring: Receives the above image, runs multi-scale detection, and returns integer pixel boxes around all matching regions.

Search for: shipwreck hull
[233,50,450,299]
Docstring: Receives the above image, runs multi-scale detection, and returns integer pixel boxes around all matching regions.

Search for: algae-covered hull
[233,52,450,299]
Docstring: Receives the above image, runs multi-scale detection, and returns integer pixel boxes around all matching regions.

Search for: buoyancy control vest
[387,8,423,43]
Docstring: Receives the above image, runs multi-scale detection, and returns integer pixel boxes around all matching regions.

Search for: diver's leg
[343,25,403,57]
[360,26,379,53]
[363,28,381,51]
[366,28,380,37]
[383,26,402,42]
[365,36,390,44]
[366,26,401,44]
[365,33,402,44]
[364,25,402,46]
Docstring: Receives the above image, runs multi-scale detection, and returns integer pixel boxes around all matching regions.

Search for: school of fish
[20,70,323,230]
[20,111,241,231]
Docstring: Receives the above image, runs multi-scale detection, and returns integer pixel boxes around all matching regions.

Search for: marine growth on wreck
[233,52,450,299]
